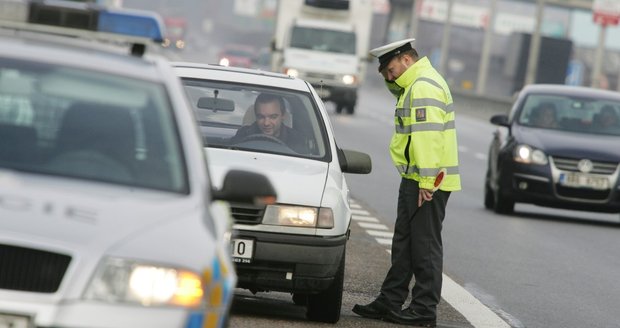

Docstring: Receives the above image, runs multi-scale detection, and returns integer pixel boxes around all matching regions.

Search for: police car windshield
[0,58,188,193]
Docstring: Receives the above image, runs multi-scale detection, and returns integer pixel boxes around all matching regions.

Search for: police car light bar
[0,0,165,56]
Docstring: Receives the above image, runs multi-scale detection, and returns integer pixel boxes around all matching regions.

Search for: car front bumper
[500,160,620,213]
[0,299,229,328]
[232,230,347,294]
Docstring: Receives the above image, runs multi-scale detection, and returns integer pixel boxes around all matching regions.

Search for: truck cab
[271,0,373,114]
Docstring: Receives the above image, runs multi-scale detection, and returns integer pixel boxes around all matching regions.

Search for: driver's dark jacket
[230,123,309,154]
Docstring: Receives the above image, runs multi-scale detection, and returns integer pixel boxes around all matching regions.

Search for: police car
[173,62,372,323]
[0,1,274,327]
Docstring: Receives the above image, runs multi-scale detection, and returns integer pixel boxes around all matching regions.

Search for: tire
[345,104,355,114]
[306,251,345,323]
[292,293,308,306]
[484,169,494,209]
[335,103,344,114]
[493,188,515,214]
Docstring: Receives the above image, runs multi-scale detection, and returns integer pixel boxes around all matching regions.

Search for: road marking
[366,230,393,238]
[350,203,362,209]
[475,153,487,161]
[375,238,392,246]
[357,222,389,230]
[352,215,380,223]
[442,276,511,328]
[351,209,371,216]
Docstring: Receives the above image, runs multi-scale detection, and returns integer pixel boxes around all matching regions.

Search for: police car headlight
[342,74,356,85]
[514,144,548,165]
[84,258,203,307]
[262,205,333,228]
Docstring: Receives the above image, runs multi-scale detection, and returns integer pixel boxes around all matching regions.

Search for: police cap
[369,38,416,72]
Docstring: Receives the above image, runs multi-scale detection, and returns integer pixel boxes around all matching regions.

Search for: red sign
[593,0,620,26]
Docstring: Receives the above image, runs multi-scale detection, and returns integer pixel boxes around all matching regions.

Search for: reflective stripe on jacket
[389,56,461,191]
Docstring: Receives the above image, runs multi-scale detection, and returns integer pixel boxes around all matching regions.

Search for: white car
[173,62,372,323]
[0,2,274,328]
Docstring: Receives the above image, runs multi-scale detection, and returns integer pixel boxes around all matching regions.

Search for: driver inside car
[230,92,309,153]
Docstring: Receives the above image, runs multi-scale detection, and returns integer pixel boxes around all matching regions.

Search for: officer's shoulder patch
[415,107,426,122]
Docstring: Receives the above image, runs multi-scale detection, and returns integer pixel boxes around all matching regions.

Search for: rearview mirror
[490,114,510,127]
[338,148,372,174]
[212,170,277,205]
[197,97,235,112]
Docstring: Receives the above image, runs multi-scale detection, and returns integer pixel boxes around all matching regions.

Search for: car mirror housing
[338,149,372,174]
[490,114,510,127]
[213,170,277,205]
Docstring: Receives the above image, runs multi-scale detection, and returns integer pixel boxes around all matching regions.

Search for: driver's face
[255,100,284,137]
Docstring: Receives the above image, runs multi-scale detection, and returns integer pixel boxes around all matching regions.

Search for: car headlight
[285,68,299,78]
[342,74,356,85]
[219,57,230,66]
[84,258,203,307]
[262,205,334,228]
[514,144,548,165]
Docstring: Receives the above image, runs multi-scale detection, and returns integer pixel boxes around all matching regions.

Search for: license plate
[231,238,254,264]
[0,313,32,328]
[559,172,609,190]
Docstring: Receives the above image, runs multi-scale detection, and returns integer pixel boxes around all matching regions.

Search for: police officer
[352,38,461,327]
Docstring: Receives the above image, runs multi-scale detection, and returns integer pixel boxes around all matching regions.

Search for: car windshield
[290,26,356,54]
[517,94,620,136]
[181,78,329,160]
[0,58,188,193]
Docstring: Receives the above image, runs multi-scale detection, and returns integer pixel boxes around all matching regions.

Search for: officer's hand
[418,188,434,206]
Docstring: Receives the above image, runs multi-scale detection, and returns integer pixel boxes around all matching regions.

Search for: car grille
[554,186,611,200]
[230,204,265,225]
[305,72,336,80]
[552,156,618,175]
[0,244,71,293]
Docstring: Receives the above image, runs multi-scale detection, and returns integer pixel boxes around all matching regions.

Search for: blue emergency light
[0,0,165,56]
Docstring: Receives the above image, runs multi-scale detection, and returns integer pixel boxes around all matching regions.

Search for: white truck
[271,0,373,114]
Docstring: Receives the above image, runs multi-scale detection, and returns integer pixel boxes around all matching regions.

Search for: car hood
[514,126,620,162]
[0,170,194,253]
[284,48,358,75]
[207,148,328,206]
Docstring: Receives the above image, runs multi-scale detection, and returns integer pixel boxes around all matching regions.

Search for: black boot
[352,299,392,320]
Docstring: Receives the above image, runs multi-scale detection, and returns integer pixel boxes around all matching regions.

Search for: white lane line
[352,215,380,223]
[366,230,393,238]
[357,222,389,230]
[350,203,362,209]
[459,145,469,153]
[475,153,487,161]
[442,275,511,328]
[351,209,371,216]
[375,238,392,246]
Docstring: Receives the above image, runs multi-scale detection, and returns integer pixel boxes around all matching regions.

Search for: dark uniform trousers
[377,177,450,317]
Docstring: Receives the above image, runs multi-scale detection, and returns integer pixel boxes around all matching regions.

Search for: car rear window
[517,94,620,136]
[0,57,188,193]
[181,78,330,160]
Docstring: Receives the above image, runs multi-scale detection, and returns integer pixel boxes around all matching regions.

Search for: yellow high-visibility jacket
[388,56,461,191]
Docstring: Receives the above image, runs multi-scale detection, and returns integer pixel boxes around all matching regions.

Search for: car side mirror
[338,148,372,174]
[212,169,276,205]
[490,114,510,127]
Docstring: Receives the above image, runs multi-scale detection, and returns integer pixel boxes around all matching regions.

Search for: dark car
[485,84,620,214]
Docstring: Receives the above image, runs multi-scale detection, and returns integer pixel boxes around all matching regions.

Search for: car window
[181,78,329,160]
[0,58,188,193]
[517,94,620,136]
